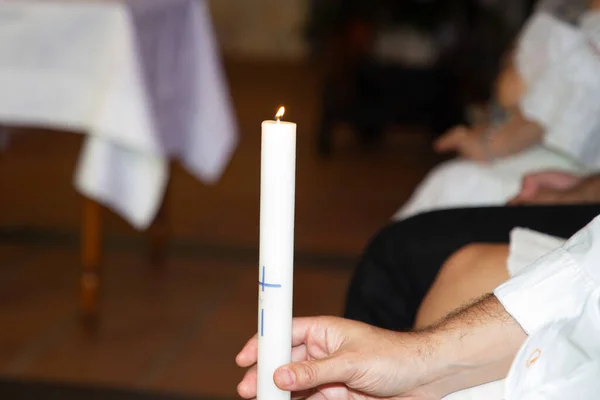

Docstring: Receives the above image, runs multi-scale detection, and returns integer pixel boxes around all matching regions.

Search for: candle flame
[275,106,285,122]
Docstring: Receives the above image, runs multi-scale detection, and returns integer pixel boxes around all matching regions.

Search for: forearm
[414,295,526,396]
[488,112,544,158]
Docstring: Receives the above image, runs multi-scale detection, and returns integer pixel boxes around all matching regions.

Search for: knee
[440,243,494,280]
[359,209,476,277]
[439,243,509,283]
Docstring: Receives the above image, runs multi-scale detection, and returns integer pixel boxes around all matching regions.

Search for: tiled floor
[0,61,441,398]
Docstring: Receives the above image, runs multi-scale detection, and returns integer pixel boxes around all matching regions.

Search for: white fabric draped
[0,0,238,229]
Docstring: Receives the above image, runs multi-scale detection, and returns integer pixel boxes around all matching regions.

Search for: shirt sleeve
[494,215,600,334]
[519,35,600,170]
[515,11,580,86]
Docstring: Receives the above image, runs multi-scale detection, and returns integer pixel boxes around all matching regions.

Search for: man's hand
[237,296,526,400]
[434,126,490,163]
[236,317,441,400]
[509,170,584,205]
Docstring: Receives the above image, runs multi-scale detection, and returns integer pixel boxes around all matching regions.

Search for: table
[0,0,238,320]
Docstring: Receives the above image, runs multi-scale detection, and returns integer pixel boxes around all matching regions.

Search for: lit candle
[257,106,296,400]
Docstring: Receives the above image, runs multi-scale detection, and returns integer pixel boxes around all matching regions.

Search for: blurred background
[0,0,536,398]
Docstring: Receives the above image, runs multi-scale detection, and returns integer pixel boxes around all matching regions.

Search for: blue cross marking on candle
[258,266,282,336]
[259,265,282,291]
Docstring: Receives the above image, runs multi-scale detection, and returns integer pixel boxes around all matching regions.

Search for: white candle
[257,106,296,400]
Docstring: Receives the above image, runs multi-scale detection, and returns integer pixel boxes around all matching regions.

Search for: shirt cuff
[494,248,597,335]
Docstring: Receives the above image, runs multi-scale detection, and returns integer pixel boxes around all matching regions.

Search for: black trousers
[344,205,600,331]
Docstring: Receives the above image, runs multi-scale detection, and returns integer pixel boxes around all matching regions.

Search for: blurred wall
[208,0,309,60]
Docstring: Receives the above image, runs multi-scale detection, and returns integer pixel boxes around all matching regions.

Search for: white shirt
[444,217,600,400]
[495,214,600,334]
[491,215,600,398]
[519,11,600,171]
[504,287,600,399]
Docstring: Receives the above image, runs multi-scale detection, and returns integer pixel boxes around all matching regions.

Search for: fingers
[523,170,581,190]
[434,128,467,153]
[236,333,259,367]
[238,317,333,367]
[238,317,340,398]
[512,172,545,205]
[306,392,328,400]
[529,188,560,204]
[508,193,539,206]
[509,188,561,206]
[513,170,581,206]
[290,317,323,347]
[515,177,539,202]
[522,171,555,188]
[507,196,523,206]
[292,389,319,400]
[237,317,313,367]
[238,344,308,398]
[274,356,351,392]
[238,365,257,399]
[292,343,308,362]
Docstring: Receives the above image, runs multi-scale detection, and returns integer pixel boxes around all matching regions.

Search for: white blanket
[393,146,583,221]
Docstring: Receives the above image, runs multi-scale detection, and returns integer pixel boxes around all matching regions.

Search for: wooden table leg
[149,181,170,267]
[81,197,102,323]
[0,126,10,152]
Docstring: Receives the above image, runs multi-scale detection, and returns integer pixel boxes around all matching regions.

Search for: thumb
[507,195,524,205]
[274,358,345,392]
[518,179,538,200]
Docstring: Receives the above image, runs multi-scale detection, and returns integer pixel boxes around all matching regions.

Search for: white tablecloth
[0,0,238,229]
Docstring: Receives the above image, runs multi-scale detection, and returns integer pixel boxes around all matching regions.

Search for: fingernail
[237,381,246,395]
[276,368,295,388]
